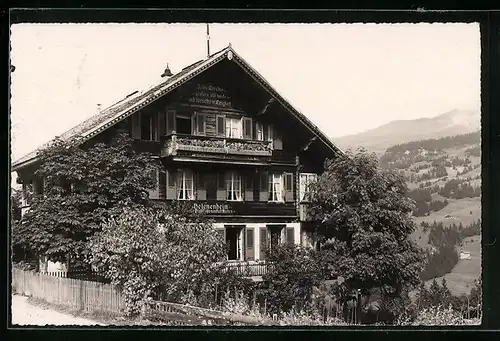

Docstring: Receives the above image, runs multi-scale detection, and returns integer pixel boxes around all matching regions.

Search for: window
[256,122,264,140]
[302,229,316,249]
[226,117,242,138]
[22,182,33,206]
[300,173,318,201]
[141,112,158,141]
[166,110,176,134]
[225,226,243,261]
[195,112,206,135]
[216,115,226,136]
[267,124,274,142]
[177,170,194,200]
[242,117,253,139]
[226,171,242,201]
[268,173,284,202]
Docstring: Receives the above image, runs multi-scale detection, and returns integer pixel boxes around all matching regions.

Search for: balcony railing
[161,132,273,158]
[222,261,269,277]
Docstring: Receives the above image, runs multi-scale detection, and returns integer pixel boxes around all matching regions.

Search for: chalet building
[12,45,343,275]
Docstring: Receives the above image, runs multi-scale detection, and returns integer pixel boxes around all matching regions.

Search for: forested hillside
[379,131,481,295]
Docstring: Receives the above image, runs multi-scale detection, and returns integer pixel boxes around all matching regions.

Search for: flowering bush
[398,305,481,326]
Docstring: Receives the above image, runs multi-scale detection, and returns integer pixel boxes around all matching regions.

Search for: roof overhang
[12,45,344,172]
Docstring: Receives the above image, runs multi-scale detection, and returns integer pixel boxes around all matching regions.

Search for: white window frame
[177,169,194,200]
[269,173,284,202]
[195,112,206,135]
[256,122,264,141]
[226,117,242,139]
[141,112,159,141]
[226,171,242,201]
[300,173,318,202]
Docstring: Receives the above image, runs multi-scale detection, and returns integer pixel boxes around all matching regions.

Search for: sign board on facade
[188,84,233,108]
[193,203,235,214]
[191,201,296,217]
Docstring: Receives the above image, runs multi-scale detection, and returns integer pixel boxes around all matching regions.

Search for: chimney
[97,103,102,111]
[161,63,173,78]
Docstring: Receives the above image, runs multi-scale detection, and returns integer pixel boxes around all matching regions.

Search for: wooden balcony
[161,133,273,158]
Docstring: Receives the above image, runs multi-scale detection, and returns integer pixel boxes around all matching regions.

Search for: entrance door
[225,226,242,261]
[268,225,285,254]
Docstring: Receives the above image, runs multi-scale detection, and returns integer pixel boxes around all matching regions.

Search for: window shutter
[197,173,206,200]
[273,126,283,150]
[284,173,294,202]
[159,170,166,200]
[244,174,254,201]
[242,117,252,139]
[131,112,141,139]
[259,226,268,260]
[166,169,177,199]
[245,228,255,261]
[286,227,295,244]
[166,109,176,134]
[259,171,268,202]
[159,112,166,137]
[152,112,158,141]
[217,172,226,200]
[216,115,226,136]
[263,123,269,141]
[200,113,206,135]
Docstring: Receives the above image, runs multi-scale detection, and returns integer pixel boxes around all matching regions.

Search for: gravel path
[11,295,104,326]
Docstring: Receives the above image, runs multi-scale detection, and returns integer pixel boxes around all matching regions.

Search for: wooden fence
[142,299,273,325]
[12,268,125,314]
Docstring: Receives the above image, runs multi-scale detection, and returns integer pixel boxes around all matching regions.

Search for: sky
[10,23,480,165]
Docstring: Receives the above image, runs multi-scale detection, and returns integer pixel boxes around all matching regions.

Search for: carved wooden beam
[302,136,317,152]
[257,98,275,116]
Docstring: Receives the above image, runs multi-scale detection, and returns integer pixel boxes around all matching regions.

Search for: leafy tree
[86,203,227,315]
[261,243,325,316]
[308,150,426,318]
[416,281,432,310]
[428,279,443,307]
[13,132,157,265]
[440,278,452,305]
[11,188,22,222]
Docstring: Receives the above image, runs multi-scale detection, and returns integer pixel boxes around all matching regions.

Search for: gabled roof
[12,45,343,172]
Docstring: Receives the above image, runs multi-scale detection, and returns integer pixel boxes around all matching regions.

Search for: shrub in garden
[261,243,324,316]
[86,203,226,316]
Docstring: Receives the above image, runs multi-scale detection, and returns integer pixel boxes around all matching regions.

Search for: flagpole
[206,24,210,58]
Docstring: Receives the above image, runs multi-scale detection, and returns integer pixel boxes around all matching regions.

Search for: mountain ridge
[333,109,480,154]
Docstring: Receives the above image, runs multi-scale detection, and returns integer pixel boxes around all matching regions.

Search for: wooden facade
[14,52,337,272]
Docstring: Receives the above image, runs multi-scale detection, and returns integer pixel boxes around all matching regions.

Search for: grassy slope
[393,143,481,296]
[411,197,481,249]
[424,235,481,296]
